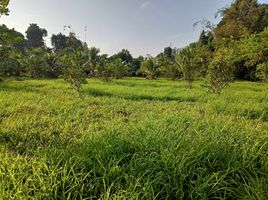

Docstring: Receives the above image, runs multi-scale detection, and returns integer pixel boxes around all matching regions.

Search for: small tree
[60,50,88,96]
[203,48,234,95]
[174,44,201,88]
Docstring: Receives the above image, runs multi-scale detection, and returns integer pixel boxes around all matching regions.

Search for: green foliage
[86,47,100,77]
[51,33,68,52]
[44,52,61,78]
[25,24,47,48]
[0,26,25,78]
[242,27,268,81]
[174,43,202,88]
[204,47,235,95]
[0,48,21,77]
[0,24,25,48]
[59,50,88,95]
[163,46,173,58]
[157,49,181,81]
[111,49,142,76]
[65,32,83,51]
[256,62,268,82]
[129,57,142,76]
[140,56,163,80]
[20,48,48,78]
[110,58,128,79]
[215,0,268,39]
[163,59,181,81]
[0,78,267,199]
[97,58,128,81]
[0,0,10,16]
[112,49,133,63]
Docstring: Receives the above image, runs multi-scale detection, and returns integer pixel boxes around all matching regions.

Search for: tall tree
[66,32,83,51]
[112,49,133,63]
[163,47,173,58]
[51,33,68,52]
[215,0,268,39]
[25,24,47,48]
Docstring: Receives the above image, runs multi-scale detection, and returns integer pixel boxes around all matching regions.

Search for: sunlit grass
[0,78,267,199]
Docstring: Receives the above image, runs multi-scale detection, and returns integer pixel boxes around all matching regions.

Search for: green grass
[0,78,267,199]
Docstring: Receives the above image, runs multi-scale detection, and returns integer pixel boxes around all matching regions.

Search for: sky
[1,0,268,56]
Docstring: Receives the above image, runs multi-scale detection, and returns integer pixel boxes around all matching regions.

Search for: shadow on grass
[0,131,63,155]
[0,82,46,93]
[85,88,198,102]
[112,80,185,89]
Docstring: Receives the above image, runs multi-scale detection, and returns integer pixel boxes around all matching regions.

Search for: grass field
[0,78,267,199]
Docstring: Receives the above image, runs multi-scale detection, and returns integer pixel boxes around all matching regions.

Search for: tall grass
[0,78,267,199]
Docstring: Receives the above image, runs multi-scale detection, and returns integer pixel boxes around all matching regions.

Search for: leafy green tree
[111,49,135,76]
[86,47,100,77]
[158,48,181,80]
[59,50,88,95]
[163,47,173,58]
[97,57,128,81]
[0,48,21,78]
[51,33,68,52]
[174,43,201,88]
[66,32,83,51]
[25,24,47,48]
[44,52,61,78]
[215,0,268,39]
[199,30,214,49]
[219,27,268,81]
[110,58,128,79]
[96,54,111,81]
[203,47,235,95]
[20,48,48,78]
[0,25,25,79]
[140,56,162,80]
[241,27,268,81]
[112,49,133,63]
[0,25,25,48]
[129,57,142,76]
[164,60,181,80]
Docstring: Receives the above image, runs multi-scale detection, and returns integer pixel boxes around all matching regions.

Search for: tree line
[1,0,268,95]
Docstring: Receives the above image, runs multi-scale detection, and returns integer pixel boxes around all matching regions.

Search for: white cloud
[140,1,152,10]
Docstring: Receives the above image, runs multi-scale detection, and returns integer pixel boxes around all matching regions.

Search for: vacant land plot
[0,78,267,199]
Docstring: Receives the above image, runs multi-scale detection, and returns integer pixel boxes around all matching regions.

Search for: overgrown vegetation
[0,78,267,199]
[0,0,268,198]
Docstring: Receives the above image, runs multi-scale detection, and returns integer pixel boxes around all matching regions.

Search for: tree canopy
[25,24,48,48]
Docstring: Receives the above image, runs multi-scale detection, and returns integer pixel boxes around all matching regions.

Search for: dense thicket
[1,0,268,85]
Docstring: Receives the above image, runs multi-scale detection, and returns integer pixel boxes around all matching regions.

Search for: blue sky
[1,0,267,56]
